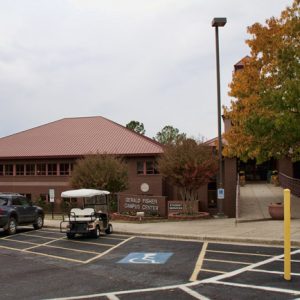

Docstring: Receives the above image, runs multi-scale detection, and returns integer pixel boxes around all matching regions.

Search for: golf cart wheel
[91,226,100,238]
[67,232,75,239]
[105,224,113,234]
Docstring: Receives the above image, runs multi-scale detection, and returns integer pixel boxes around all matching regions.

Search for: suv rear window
[0,197,8,205]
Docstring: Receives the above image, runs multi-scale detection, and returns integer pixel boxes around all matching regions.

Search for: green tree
[154,125,186,145]
[126,120,145,135]
[70,154,128,210]
[158,138,217,213]
[224,0,300,162]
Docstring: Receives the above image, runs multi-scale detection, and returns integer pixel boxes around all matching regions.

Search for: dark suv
[0,193,44,235]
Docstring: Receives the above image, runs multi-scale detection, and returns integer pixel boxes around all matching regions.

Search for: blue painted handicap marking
[118,252,173,264]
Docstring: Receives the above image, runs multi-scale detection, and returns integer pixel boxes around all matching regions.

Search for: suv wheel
[6,218,17,235]
[33,215,44,230]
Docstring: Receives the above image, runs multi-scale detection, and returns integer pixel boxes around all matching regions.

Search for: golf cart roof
[61,189,110,198]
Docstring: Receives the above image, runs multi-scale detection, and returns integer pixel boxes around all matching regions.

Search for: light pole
[212,17,227,217]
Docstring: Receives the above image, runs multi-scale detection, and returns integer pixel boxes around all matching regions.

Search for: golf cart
[60,189,113,239]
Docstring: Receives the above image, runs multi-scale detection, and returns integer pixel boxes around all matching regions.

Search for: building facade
[0,116,165,212]
[0,116,232,216]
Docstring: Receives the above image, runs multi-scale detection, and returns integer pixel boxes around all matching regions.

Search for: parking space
[1,230,299,300]
[0,229,132,263]
[191,242,300,300]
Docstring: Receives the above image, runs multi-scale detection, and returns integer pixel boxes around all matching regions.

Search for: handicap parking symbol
[118,252,173,264]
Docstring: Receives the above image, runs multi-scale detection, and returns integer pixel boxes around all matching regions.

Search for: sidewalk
[238,183,300,221]
[44,183,300,246]
[44,217,300,247]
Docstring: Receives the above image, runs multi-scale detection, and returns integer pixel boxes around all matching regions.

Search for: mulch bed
[111,212,210,222]
[167,212,210,220]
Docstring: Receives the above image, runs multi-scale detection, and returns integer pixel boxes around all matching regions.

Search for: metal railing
[279,172,300,197]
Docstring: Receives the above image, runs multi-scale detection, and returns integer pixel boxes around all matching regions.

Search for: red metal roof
[0,116,163,159]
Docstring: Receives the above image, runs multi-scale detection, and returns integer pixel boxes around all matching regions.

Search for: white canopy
[61,189,110,198]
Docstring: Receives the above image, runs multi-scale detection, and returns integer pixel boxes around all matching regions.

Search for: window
[26,164,35,176]
[12,196,30,206]
[146,161,158,174]
[0,165,3,176]
[59,163,70,176]
[12,197,22,206]
[37,163,46,175]
[137,161,144,175]
[39,194,47,202]
[16,164,25,176]
[137,160,159,175]
[0,197,8,205]
[48,163,57,175]
[5,164,13,176]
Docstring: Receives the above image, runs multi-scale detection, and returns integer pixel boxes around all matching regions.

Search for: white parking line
[204,258,251,265]
[180,285,211,300]
[0,244,85,263]
[83,236,135,264]
[61,238,116,247]
[199,249,300,296]
[211,281,300,296]
[249,268,300,276]
[200,249,300,284]
[22,233,61,240]
[42,282,209,300]
[24,243,100,254]
[24,237,66,251]
[1,231,132,263]
[106,295,120,300]
[207,249,272,257]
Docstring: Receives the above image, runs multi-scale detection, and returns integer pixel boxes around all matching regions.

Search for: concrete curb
[111,230,300,247]
[43,224,300,247]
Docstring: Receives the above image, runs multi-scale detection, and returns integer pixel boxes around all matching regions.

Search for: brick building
[0,116,166,212]
[0,116,235,216]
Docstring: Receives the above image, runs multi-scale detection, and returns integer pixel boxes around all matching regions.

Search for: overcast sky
[0,0,292,140]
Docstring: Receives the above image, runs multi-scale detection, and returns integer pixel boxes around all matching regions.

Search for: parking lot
[0,228,132,264]
[0,228,299,300]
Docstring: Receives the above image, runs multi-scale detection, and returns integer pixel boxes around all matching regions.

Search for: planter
[239,175,246,186]
[111,212,165,222]
[239,171,246,186]
[268,203,283,220]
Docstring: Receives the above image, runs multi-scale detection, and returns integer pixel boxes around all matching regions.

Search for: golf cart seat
[69,208,96,222]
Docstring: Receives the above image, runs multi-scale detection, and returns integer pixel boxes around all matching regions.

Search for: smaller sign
[49,189,55,203]
[168,202,184,211]
[118,252,173,264]
[217,188,225,200]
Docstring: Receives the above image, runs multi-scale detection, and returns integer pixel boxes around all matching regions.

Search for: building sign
[118,252,173,264]
[124,196,158,211]
[118,194,167,216]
